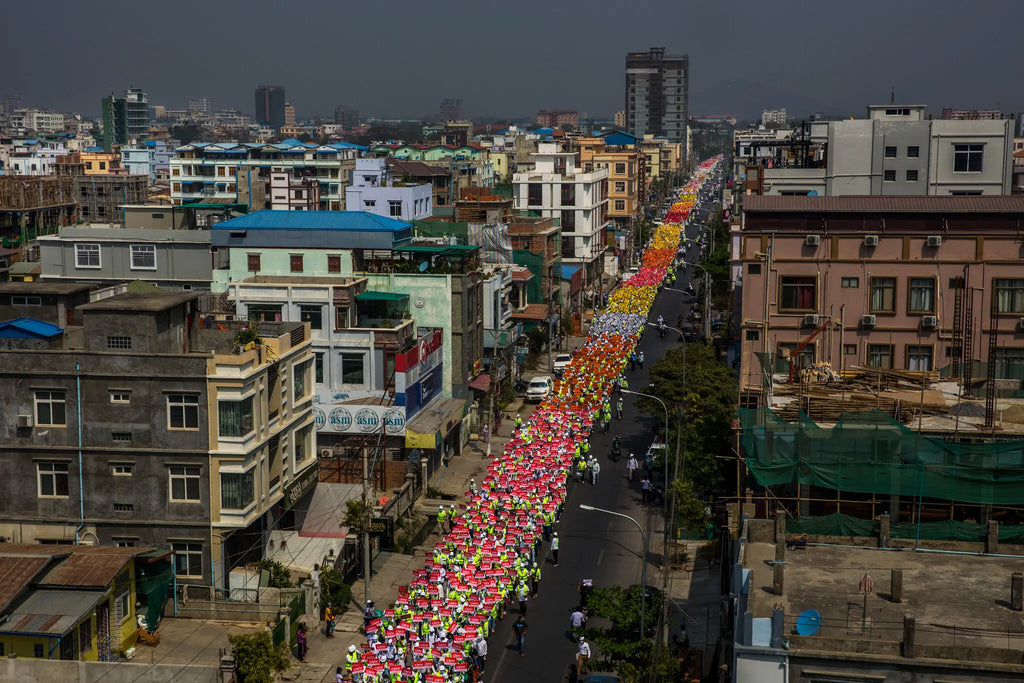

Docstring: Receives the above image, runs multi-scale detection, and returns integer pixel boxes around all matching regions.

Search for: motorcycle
[658,323,666,338]
[611,443,622,462]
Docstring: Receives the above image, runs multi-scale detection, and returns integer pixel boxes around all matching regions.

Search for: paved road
[488,203,717,681]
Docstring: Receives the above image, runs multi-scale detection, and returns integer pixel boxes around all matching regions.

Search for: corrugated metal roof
[214,210,412,233]
[743,195,1024,213]
[0,589,104,636]
[0,317,64,339]
[0,556,52,613]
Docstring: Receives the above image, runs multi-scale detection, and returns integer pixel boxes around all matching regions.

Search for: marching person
[616,397,623,420]
[590,458,601,486]
[551,531,560,566]
[324,602,335,638]
[577,636,592,673]
[626,453,639,482]
[513,614,528,656]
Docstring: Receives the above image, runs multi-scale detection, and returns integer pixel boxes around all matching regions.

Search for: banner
[313,404,406,435]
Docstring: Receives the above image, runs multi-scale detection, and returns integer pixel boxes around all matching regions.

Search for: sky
[6,0,1022,122]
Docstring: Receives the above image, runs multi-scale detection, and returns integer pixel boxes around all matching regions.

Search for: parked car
[552,353,573,377]
[621,266,639,282]
[525,376,553,403]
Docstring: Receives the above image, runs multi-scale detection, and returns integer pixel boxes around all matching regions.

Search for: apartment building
[737,104,1015,197]
[736,195,1024,400]
[345,158,432,221]
[513,140,611,282]
[170,140,360,209]
[624,47,689,145]
[0,290,315,587]
[270,172,319,211]
[577,133,646,232]
[75,175,147,225]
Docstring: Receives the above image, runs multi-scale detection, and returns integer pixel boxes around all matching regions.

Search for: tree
[638,343,737,494]
[171,124,204,146]
[255,559,292,588]
[526,326,548,357]
[320,566,352,613]
[584,584,680,683]
[228,630,289,683]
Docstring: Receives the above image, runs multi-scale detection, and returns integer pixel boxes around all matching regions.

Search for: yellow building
[489,151,511,183]
[577,137,645,230]
[81,150,120,175]
[0,545,163,661]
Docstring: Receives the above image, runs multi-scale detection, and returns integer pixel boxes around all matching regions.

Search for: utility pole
[362,438,371,606]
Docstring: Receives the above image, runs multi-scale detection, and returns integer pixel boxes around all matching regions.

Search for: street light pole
[579,504,648,640]
[621,387,670,569]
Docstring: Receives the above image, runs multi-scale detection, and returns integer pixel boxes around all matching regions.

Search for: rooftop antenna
[890,87,895,105]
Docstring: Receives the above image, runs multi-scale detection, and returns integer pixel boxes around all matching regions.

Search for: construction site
[0,176,77,247]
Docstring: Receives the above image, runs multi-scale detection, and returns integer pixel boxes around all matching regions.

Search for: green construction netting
[136,557,174,630]
[786,513,878,538]
[512,249,544,304]
[740,407,1024,506]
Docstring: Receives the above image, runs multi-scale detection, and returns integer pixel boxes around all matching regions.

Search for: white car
[525,376,553,403]
[552,353,572,377]
[621,266,639,282]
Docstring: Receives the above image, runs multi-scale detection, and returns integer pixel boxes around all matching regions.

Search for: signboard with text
[313,404,406,436]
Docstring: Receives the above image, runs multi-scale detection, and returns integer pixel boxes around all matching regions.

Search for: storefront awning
[468,374,491,393]
[404,397,467,449]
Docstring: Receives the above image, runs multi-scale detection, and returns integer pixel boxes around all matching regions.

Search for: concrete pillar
[889,495,901,523]
[772,562,784,596]
[890,569,902,603]
[879,512,890,549]
[797,484,810,517]
[902,614,916,658]
[986,520,999,554]
[1011,572,1024,611]
[770,608,784,649]
[774,507,786,540]
[775,537,786,562]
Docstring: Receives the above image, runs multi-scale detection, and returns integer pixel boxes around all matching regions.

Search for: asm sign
[313,405,406,435]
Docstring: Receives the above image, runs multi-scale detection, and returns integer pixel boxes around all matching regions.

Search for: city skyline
[3,0,1023,121]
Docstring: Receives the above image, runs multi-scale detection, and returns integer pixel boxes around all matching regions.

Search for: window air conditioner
[921,315,939,328]
[803,314,820,326]
[926,235,943,247]
[17,414,33,428]
[861,314,877,327]
[863,235,879,246]
[805,235,820,246]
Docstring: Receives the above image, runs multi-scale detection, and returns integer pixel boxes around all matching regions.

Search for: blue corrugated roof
[0,317,63,339]
[560,265,580,280]
[213,210,412,232]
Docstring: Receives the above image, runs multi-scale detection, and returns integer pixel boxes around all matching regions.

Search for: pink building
[737,195,1024,398]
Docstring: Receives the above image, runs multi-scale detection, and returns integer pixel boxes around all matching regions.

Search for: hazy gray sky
[6,0,1022,121]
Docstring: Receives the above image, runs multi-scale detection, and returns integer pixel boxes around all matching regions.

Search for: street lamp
[621,387,669,517]
[579,504,647,640]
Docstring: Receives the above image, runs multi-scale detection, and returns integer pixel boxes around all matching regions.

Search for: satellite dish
[418,261,429,272]
[795,609,821,636]
[807,190,819,196]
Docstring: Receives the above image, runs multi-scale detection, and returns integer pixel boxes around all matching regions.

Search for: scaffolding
[75,174,147,225]
[0,176,77,243]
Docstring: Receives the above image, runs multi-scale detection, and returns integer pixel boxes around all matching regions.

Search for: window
[363,200,376,208]
[112,463,133,476]
[117,590,131,622]
[994,278,1024,314]
[341,353,365,384]
[151,213,165,219]
[528,184,542,205]
[907,345,933,371]
[315,352,324,383]
[779,276,816,311]
[246,304,281,322]
[114,538,136,548]
[388,200,402,217]
[953,143,983,172]
[110,390,130,403]
[843,344,857,356]
[614,200,626,212]
[35,390,66,426]
[34,643,43,658]
[906,169,919,182]
[561,185,575,206]
[996,348,1024,380]
[172,542,202,577]
[907,145,920,158]
[870,277,897,313]
[867,344,894,369]
[744,330,759,341]
[75,243,100,268]
[747,263,761,275]
[334,306,349,329]
[247,253,261,272]
[327,254,342,273]
[167,393,200,430]
[883,170,896,182]
[106,336,132,350]
[12,295,41,305]
[169,465,201,502]
[218,396,254,437]
[112,432,132,443]
[299,305,322,330]
[130,244,156,270]
[37,462,69,497]
[908,277,935,313]
[614,163,626,174]
[613,181,626,193]
[294,361,309,401]
[884,146,897,158]
[290,254,303,273]
[885,108,911,116]
[841,277,859,288]
[221,470,255,510]
[114,503,134,513]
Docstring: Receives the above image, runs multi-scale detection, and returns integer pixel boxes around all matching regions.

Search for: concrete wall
[0,659,222,683]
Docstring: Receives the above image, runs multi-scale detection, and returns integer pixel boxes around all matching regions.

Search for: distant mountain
[691,78,845,122]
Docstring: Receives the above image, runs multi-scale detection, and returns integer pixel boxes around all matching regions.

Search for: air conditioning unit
[926,235,943,247]
[17,414,33,428]
[805,235,820,246]
[921,315,939,328]
[863,235,879,247]
[803,314,820,326]
[1018,317,1024,330]
[861,314,877,327]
